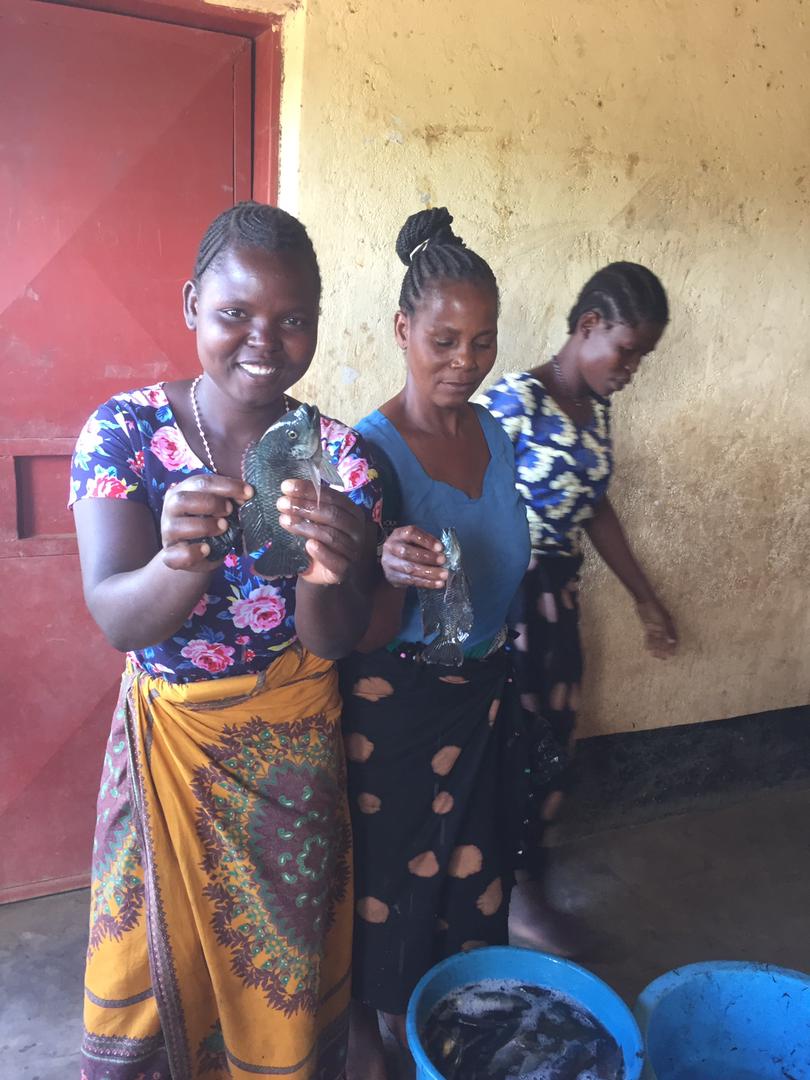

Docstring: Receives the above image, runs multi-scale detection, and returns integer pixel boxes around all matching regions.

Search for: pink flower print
[235,635,251,645]
[150,426,199,472]
[338,456,369,491]
[244,648,256,662]
[125,386,166,409]
[75,415,104,459]
[190,594,209,618]
[224,552,239,568]
[85,466,136,499]
[229,584,286,633]
[128,449,146,477]
[320,417,349,444]
[143,386,167,407]
[180,640,235,674]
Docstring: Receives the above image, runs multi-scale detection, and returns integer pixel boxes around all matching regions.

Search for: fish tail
[422,637,465,668]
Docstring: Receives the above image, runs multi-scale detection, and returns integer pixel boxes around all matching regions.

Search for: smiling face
[395,279,498,406]
[183,245,320,409]
[577,313,665,396]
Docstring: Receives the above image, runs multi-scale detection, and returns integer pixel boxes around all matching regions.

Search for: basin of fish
[420,977,625,1080]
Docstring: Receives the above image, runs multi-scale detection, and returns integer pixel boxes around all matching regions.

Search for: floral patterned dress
[69,383,381,682]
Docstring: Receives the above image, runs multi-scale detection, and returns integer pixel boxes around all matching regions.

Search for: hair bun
[395,207,463,266]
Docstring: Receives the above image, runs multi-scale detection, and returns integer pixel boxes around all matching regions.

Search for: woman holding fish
[339,208,532,1079]
[478,261,678,952]
[69,202,380,1080]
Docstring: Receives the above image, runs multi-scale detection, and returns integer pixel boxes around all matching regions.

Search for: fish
[419,527,474,667]
[203,403,344,578]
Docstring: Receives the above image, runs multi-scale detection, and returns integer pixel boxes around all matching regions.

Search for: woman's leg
[346,1001,388,1080]
[381,1011,407,1047]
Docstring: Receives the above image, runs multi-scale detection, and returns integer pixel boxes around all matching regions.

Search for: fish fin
[422,637,465,668]
[253,540,309,579]
[304,459,322,507]
[204,517,242,561]
[317,452,344,489]
[241,438,259,480]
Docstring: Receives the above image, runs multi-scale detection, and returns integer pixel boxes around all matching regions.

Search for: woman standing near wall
[478,262,678,948]
[339,208,531,1079]
[70,202,380,1080]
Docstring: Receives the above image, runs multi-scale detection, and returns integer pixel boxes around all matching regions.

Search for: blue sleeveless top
[355,404,531,650]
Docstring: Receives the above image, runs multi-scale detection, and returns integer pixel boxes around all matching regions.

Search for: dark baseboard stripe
[555,703,810,839]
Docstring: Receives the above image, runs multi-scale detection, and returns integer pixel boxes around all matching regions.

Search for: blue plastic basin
[406,945,644,1079]
[635,961,810,1080]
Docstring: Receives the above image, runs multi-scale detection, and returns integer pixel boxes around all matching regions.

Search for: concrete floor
[3,784,809,1079]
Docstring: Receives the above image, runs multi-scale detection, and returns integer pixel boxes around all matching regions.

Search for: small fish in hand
[204,403,343,577]
[419,527,474,667]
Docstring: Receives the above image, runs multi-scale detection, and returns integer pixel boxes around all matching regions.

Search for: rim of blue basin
[635,958,810,1039]
[406,945,644,1080]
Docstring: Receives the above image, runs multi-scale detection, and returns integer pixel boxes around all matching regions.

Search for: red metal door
[0,0,252,901]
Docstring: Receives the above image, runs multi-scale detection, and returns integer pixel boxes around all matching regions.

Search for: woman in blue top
[478,262,678,951]
[339,208,531,1078]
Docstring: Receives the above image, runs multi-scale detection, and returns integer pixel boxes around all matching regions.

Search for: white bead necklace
[189,375,291,474]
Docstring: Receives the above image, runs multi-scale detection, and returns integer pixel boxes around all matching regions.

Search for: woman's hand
[160,474,249,572]
[636,597,678,659]
[277,479,371,587]
[380,525,448,590]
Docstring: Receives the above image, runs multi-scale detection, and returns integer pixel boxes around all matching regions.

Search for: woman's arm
[584,496,677,658]
[73,474,247,651]
[354,576,407,653]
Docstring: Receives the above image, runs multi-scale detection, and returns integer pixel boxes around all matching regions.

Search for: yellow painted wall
[275,0,809,735]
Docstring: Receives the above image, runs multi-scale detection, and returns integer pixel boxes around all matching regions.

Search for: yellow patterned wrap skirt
[81,645,351,1079]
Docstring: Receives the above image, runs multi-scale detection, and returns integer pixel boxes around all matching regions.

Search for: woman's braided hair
[193,201,321,294]
[395,207,498,314]
[567,262,668,333]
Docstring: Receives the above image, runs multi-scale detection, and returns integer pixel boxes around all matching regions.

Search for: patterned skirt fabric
[338,645,524,1015]
[81,646,352,1080]
[512,554,583,874]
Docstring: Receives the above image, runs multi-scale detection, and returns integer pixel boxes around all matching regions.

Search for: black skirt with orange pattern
[339,643,528,1014]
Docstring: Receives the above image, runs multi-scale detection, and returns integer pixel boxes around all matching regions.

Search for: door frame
[37,0,283,203]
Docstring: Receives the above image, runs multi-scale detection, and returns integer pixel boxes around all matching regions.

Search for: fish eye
[287,429,297,440]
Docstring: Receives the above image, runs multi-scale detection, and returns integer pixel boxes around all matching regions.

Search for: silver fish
[204,403,343,577]
[419,527,474,667]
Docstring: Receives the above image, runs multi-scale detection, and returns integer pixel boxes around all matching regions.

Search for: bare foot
[381,1010,408,1049]
[347,1001,388,1080]
[508,879,590,957]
